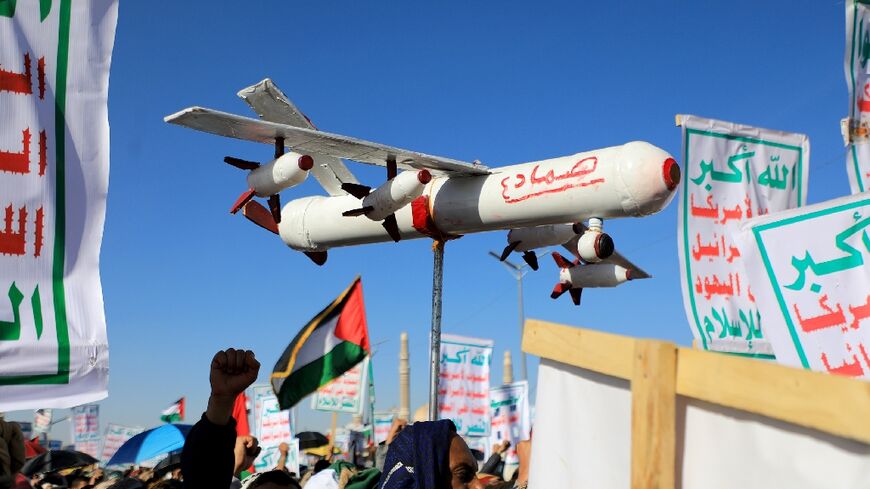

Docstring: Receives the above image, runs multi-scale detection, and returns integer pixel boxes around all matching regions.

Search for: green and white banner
[677,115,809,357]
[737,193,870,378]
[0,0,117,409]
[845,0,870,193]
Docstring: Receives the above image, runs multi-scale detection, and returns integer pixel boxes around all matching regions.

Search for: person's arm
[234,435,261,477]
[514,440,531,488]
[276,442,289,472]
[182,349,260,489]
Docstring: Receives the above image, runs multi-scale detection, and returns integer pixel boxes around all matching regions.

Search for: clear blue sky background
[8,1,854,441]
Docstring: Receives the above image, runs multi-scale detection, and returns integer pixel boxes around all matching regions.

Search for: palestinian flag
[271,277,370,410]
[160,398,185,423]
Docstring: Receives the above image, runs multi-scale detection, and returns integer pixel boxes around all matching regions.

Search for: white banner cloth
[677,115,809,357]
[438,334,493,437]
[0,0,117,410]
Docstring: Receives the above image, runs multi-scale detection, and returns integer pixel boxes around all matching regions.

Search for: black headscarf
[377,420,456,489]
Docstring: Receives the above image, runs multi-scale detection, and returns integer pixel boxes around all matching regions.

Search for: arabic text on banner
[736,192,870,378]
[71,404,100,458]
[311,356,369,414]
[0,0,117,410]
[845,0,870,194]
[100,424,144,465]
[677,115,809,356]
[438,334,493,437]
[253,390,293,471]
[489,381,531,465]
[373,412,394,445]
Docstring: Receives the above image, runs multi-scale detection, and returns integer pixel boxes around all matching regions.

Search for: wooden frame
[522,318,870,488]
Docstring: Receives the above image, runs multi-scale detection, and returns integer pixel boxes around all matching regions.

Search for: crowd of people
[0,349,531,489]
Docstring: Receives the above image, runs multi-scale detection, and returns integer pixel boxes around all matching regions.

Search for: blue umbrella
[106,424,192,466]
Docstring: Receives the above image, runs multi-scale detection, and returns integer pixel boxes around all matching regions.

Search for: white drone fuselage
[277,141,677,252]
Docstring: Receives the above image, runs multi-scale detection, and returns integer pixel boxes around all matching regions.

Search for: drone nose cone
[618,141,680,216]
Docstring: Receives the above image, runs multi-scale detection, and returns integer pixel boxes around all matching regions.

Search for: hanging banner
[71,404,100,458]
[0,0,117,410]
[489,381,531,465]
[736,192,870,377]
[438,334,493,437]
[33,408,52,434]
[677,115,809,356]
[100,423,143,465]
[253,391,293,472]
[845,0,870,193]
[311,356,369,414]
[373,413,394,445]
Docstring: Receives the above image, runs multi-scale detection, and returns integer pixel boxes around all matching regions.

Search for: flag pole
[428,241,445,421]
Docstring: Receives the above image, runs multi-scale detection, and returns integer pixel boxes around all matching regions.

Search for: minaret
[399,332,410,420]
[503,350,513,385]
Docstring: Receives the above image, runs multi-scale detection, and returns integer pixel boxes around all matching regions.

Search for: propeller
[225,137,286,223]
[341,155,403,243]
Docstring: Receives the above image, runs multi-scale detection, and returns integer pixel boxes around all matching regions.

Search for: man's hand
[210,349,260,399]
[278,442,289,455]
[206,348,260,425]
[491,440,510,455]
[386,418,407,445]
[233,435,261,477]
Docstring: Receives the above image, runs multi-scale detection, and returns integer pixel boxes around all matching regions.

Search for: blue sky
[7,1,854,440]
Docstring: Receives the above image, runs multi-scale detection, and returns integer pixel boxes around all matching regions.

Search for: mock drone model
[165,79,680,305]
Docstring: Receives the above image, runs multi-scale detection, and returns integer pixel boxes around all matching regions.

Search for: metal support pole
[518,275,528,381]
[428,242,445,421]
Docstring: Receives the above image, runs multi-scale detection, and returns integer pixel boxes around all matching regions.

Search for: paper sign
[677,115,809,356]
[737,193,870,377]
[253,393,293,471]
[0,0,117,411]
[438,334,493,437]
[489,381,531,465]
[845,1,870,193]
[71,404,100,458]
[311,357,369,414]
[100,423,143,465]
[33,408,51,434]
[373,413,394,445]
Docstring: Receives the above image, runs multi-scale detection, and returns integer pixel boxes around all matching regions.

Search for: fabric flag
[271,277,370,410]
[160,398,185,423]
[0,0,117,412]
[844,0,870,193]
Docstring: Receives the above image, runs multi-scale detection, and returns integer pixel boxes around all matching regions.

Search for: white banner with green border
[0,0,117,409]
[736,193,870,378]
[845,0,870,194]
[677,115,809,357]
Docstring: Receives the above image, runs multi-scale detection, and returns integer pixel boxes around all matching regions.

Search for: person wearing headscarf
[377,420,482,489]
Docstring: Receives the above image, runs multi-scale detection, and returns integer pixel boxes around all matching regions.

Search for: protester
[0,416,25,489]
[377,419,483,489]
[374,419,406,472]
[478,442,509,478]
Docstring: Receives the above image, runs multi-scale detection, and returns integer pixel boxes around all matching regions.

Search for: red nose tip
[417,169,432,184]
[298,154,314,171]
[663,158,680,191]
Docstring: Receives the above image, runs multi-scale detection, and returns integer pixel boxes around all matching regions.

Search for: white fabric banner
[438,333,493,437]
[488,381,530,465]
[373,412,394,445]
[0,0,116,410]
[845,1,870,194]
[253,391,293,471]
[311,356,368,414]
[100,423,143,465]
[71,404,100,458]
[677,115,809,357]
[736,192,870,377]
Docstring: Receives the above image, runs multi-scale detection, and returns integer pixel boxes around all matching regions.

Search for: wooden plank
[631,340,677,489]
[522,319,634,380]
[676,347,870,444]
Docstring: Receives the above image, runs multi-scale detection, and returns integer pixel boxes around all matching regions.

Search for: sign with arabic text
[100,423,143,465]
[438,333,493,437]
[0,0,117,410]
[71,404,100,458]
[488,381,530,465]
[677,115,809,356]
[845,1,870,193]
[33,408,51,434]
[737,193,870,378]
[311,356,369,414]
[373,412,394,445]
[253,391,293,471]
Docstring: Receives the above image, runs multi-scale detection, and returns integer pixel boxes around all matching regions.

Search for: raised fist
[210,348,260,399]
